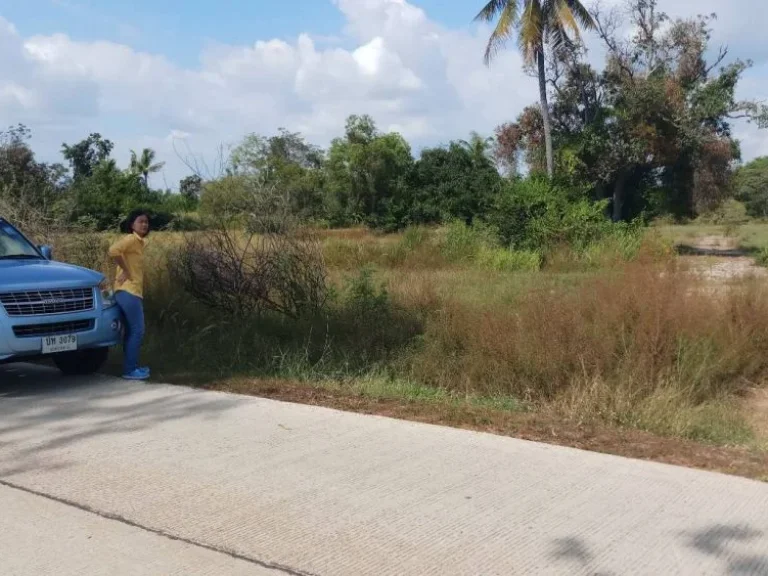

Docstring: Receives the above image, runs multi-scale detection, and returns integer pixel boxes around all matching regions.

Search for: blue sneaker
[123,368,150,381]
[137,366,151,376]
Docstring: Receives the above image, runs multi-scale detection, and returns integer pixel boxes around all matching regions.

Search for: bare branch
[704,45,729,76]
[169,178,328,319]
[591,2,635,80]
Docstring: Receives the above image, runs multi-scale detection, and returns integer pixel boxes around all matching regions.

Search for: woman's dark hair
[120,210,151,235]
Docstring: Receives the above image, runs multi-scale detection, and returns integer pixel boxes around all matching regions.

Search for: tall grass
[409,260,768,441]
[52,225,768,443]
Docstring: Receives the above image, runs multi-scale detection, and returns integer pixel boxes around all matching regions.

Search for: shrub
[342,266,391,316]
[170,184,328,319]
[755,247,768,268]
[696,199,751,226]
[487,177,612,251]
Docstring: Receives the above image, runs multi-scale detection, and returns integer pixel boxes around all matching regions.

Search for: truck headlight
[99,279,117,309]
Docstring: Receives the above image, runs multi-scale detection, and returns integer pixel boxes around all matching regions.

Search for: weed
[476,246,542,272]
[755,247,768,267]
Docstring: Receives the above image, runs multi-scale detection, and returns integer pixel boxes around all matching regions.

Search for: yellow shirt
[108,233,146,298]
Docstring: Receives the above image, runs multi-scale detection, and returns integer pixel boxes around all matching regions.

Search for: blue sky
[1,0,766,186]
[3,0,474,66]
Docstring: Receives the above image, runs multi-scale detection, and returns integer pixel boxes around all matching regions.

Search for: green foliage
[402,142,503,227]
[400,226,430,252]
[61,133,113,180]
[129,148,165,187]
[343,266,391,316]
[69,160,148,229]
[230,129,327,220]
[326,115,414,228]
[437,220,542,271]
[476,246,542,271]
[487,178,611,251]
[0,124,67,217]
[734,157,768,218]
[501,2,761,221]
[696,199,750,226]
[754,247,768,268]
[199,175,251,223]
[180,175,203,203]
[59,136,188,230]
[440,220,499,262]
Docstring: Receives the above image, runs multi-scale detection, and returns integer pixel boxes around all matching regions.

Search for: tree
[179,175,203,203]
[326,115,413,228]
[734,157,768,218]
[493,123,523,176]
[458,131,495,167]
[402,142,503,226]
[130,148,165,187]
[229,129,326,220]
[69,160,147,229]
[475,0,595,178]
[497,0,767,221]
[62,133,114,180]
[0,124,67,217]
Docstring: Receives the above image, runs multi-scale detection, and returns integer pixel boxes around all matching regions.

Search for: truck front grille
[0,288,95,317]
[13,319,94,338]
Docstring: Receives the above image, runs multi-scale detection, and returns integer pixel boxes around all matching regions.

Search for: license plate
[42,334,78,354]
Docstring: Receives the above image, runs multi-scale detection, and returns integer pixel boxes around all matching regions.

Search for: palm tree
[458,131,495,167]
[475,0,594,177]
[129,148,165,187]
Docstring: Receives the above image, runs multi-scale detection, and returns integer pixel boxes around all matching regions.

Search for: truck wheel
[53,347,109,376]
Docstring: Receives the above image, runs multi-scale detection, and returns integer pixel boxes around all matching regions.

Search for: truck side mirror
[39,245,53,260]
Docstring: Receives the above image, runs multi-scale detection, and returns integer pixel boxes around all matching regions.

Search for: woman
[108,210,151,380]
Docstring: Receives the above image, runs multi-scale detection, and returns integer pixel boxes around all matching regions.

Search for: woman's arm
[111,255,131,283]
[108,236,133,283]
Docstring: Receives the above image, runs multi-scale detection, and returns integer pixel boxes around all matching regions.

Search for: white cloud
[0,0,766,187]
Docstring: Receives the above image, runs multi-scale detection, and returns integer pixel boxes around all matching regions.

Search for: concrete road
[1,364,767,575]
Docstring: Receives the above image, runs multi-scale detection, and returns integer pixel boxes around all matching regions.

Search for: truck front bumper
[0,306,123,363]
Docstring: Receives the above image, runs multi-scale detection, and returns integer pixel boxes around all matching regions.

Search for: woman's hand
[117,270,131,284]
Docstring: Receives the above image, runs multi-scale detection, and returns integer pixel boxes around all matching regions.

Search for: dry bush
[410,260,768,435]
[170,181,328,319]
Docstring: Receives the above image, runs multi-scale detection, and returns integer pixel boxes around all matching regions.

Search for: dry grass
[409,259,768,442]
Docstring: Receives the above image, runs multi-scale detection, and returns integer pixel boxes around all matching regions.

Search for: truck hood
[0,259,103,292]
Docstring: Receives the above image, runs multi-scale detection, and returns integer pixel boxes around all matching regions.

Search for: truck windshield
[0,220,42,260]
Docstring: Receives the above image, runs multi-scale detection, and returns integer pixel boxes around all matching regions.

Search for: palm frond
[565,0,595,30]
[554,0,580,38]
[148,161,165,174]
[482,1,520,64]
[518,0,543,64]
[548,22,574,52]
[474,0,510,22]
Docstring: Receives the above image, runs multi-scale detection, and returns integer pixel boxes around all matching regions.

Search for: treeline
[0,125,201,231]
[1,0,766,235]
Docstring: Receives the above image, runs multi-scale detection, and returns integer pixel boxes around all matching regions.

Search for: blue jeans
[115,291,145,374]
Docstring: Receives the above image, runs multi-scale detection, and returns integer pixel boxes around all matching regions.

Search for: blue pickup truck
[0,217,122,375]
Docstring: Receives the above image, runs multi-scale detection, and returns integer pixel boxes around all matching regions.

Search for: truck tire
[53,347,109,376]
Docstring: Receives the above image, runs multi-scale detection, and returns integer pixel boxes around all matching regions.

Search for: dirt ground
[681,235,767,281]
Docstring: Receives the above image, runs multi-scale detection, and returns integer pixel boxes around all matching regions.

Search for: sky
[1,0,767,188]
